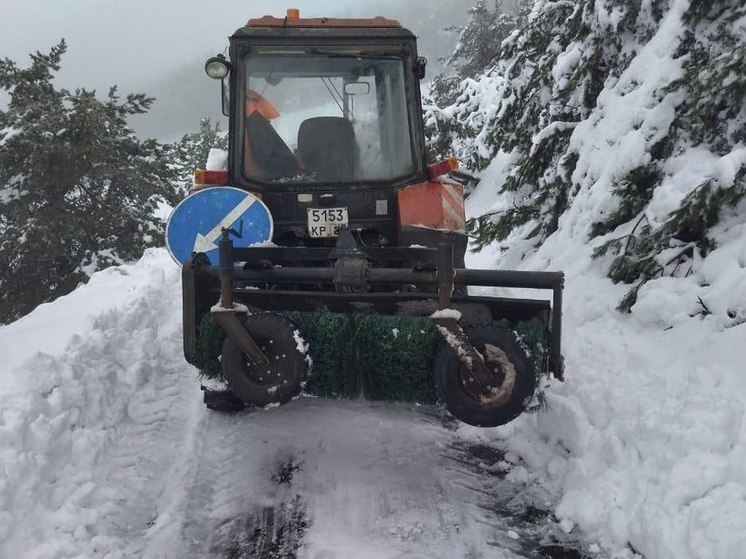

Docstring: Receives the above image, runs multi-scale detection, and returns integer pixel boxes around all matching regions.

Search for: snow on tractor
[168,10,564,427]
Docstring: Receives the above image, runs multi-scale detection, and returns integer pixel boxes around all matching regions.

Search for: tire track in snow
[123,395,605,559]
[173,400,518,559]
[123,399,495,559]
[162,410,314,558]
[171,412,256,557]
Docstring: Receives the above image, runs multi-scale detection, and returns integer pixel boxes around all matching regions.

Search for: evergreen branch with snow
[427,0,746,312]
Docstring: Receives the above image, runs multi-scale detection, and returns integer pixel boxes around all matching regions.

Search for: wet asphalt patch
[271,456,303,487]
[221,456,310,559]
[448,441,600,559]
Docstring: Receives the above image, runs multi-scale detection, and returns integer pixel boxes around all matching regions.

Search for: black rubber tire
[222,313,309,407]
[202,386,247,413]
[433,324,534,427]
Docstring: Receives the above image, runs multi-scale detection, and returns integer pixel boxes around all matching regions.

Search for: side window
[348,76,382,178]
[378,68,412,178]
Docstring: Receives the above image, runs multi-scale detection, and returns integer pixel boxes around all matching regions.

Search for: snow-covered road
[0,249,594,559]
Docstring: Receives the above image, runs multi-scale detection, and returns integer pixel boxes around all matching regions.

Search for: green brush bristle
[194,312,549,408]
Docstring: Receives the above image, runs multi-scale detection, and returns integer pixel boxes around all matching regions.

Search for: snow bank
[478,225,745,554]
[461,2,746,556]
[465,203,746,558]
[0,249,202,558]
[0,249,178,390]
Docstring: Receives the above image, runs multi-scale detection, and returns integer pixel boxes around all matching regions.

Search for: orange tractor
[175,10,564,427]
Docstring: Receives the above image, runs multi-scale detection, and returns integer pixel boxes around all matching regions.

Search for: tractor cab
[203,10,434,248]
[215,12,426,188]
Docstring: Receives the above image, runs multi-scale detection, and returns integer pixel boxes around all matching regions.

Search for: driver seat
[297,117,358,181]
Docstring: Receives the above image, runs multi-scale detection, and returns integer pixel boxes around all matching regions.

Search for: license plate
[307,207,349,237]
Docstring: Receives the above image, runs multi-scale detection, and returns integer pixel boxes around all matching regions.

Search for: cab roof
[233,11,414,43]
[246,15,402,28]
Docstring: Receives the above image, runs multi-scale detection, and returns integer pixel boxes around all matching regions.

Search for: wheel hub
[459,343,517,407]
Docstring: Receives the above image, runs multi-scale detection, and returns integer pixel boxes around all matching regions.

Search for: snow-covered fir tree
[426,1,530,159]
[0,41,180,323]
[427,0,746,310]
[445,1,530,85]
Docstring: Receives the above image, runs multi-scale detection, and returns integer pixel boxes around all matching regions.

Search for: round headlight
[205,56,230,80]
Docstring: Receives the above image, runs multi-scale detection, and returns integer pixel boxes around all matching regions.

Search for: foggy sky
[1,0,473,139]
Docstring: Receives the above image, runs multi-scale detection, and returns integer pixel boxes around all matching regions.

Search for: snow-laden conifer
[0,41,180,323]
[427,0,746,310]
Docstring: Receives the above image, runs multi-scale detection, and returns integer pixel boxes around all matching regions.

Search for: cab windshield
[241,49,416,184]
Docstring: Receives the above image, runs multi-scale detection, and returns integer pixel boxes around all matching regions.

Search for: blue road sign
[166,187,273,266]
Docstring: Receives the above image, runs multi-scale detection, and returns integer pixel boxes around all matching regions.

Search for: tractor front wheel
[222,313,309,408]
[434,324,534,427]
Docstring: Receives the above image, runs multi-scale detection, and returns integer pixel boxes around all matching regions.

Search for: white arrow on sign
[192,195,257,253]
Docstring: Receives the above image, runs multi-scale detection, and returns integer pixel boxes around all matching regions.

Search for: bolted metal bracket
[330,226,371,293]
[431,317,497,391]
[211,304,270,368]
